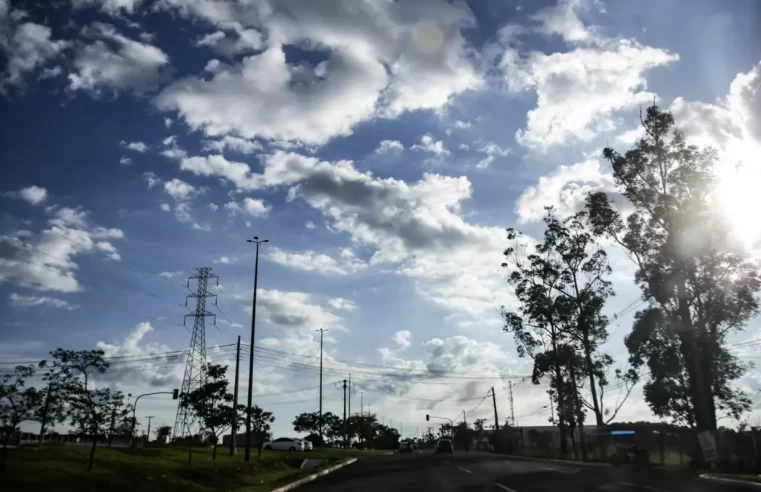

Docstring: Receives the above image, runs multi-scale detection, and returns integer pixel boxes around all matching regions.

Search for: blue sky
[2,0,761,438]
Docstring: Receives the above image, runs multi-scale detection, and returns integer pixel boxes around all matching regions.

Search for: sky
[1,0,761,440]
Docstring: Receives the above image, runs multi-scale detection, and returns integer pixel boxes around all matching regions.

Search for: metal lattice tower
[173,267,218,439]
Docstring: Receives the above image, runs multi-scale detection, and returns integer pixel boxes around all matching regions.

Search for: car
[435,439,453,455]
[299,439,314,451]
[399,441,413,452]
[263,437,306,452]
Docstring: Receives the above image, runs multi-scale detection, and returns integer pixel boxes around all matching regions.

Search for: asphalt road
[298,451,751,492]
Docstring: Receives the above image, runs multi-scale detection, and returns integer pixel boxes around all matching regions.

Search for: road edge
[269,457,358,492]
[699,474,761,488]
[501,454,611,467]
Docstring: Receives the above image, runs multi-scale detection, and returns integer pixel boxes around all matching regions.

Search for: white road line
[458,466,472,474]
[540,466,560,472]
[621,482,671,492]
[495,483,518,492]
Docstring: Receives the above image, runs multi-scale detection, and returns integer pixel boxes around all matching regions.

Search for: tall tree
[0,365,43,473]
[154,425,172,443]
[295,411,340,445]
[179,363,243,460]
[585,105,761,432]
[248,404,275,448]
[47,349,110,471]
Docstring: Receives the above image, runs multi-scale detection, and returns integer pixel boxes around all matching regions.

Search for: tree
[294,411,340,445]
[179,363,242,460]
[248,404,275,452]
[347,414,378,447]
[585,105,761,432]
[155,425,172,443]
[47,349,110,471]
[0,365,43,473]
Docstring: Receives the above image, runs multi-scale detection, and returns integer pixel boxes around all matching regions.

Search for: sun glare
[717,162,761,249]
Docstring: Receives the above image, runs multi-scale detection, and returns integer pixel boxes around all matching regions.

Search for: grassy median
[2,443,379,491]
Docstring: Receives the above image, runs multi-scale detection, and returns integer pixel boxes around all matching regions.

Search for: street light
[245,236,268,461]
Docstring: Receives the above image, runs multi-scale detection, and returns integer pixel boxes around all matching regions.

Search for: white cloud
[68,22,170,95]
[196,28,263,56]
[8,293,77,310]
[0,14,67,92]
[453,120,471,129]
[160,203,171,212]
[0,208,125,292]
[202,136,263,155]
[412,134,450,156]
[164,117,173,128]
[72,0,144,15]
[120,140,148,152]
[208,202,219,211]
[7,185,48,205]
[499,1,678,148]
[516,158,615,223]
[155,0,481,145]
[163,178,197,201]
[158,271,181,278]
[192,222,211,232]
[238,289,344,331]
[180,154,261,190]
[393,330,412,350]
[119,156,132,166]
[213,255,238,264]
[305,221,316,230]
[225,197,270,217]
[375,140,404,154]
[475,142,510,169]
[328,297,358,311]
[268,247,366,276]
[143,171,161,188]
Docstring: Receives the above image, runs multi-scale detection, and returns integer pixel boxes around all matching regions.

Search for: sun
[716,161,761,249]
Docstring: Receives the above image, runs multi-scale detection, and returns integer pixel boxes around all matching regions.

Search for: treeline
[291,411,400,449]
[502,105,760,458]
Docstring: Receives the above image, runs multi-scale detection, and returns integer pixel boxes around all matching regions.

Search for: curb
[270,458,358,492]
[501,454,611,468]
[700,474,761,488]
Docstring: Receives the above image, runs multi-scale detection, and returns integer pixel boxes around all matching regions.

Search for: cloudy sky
[2,0,761,438]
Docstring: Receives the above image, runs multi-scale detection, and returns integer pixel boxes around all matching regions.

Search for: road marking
[621,482,671,492]
[443,460,451,465]
[495,483,517,492]
[540,466,560,472]
[458,466,472,474]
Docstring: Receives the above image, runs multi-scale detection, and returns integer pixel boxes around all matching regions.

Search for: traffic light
[426,414,429,421]
[172,389,179,400]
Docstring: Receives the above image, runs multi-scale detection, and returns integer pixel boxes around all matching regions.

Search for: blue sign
[610,430,636,436]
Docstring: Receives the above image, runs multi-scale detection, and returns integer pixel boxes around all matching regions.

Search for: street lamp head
[263,239,269,243]
[253,236,258,240]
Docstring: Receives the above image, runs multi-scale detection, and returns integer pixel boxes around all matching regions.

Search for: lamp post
[245,236,268,461]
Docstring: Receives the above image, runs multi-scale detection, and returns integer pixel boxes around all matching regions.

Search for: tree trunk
[552,339,568,458]
[212,442,217,461]
[581,327,603,427]
[1,431,11,476]
[569,363,588,461]
[87,432,98,471]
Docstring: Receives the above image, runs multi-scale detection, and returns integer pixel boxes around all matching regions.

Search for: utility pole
[245,236,268,461]
[146,416,155,442]
[317,328,327,445]
[509,381,515,427]
[343,379,348,449]
[108,406,117,447]
[174,267,218,439]
[348,373,352,417]
[491,387,500,432]
[360,392,363,416]
[38,381,55,444]
[230,335,241,456]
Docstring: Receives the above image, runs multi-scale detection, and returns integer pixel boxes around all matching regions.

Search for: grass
[1,443,381,491]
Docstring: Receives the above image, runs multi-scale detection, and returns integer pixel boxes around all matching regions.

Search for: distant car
[263,437,305,452]
[435,439,453,455]
[399,441,413,452]
[299,439,314,451]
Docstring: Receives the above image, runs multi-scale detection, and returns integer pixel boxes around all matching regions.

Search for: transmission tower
[173,267,218,439]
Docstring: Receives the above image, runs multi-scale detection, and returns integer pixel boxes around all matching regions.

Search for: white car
[299,439,314,451]
[263,437,306,452]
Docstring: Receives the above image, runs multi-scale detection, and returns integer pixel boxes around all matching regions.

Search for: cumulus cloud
[328,297,358,311]
[0,208,125,292]
[202,136,263,155]
[499,0,678,148]
[163,178,197,201]
[267,247,366,276]
[155,0,481,145]
[393,330,412,350]
[475,142,510,169]
[8,293,77,310]
[240,289,344,331]
[0,9,67,92]
[213,256,238,264]
[412,134,450,156]
[143,171,161,189]
[375,140,404,154]
[120,140,148,152]
[68,22,170,95]
[224,197,270,217]
[195,28,263,56]
[6,185,47,205]
[72,0,144,15]
[516,159,615,223]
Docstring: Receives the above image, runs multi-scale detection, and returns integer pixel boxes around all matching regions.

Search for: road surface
[299,451,750,492]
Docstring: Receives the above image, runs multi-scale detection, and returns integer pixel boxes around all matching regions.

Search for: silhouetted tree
[0,365,43,473]
[586,105,760,431]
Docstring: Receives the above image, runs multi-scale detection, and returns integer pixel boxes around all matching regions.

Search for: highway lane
[299,451,755,492]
